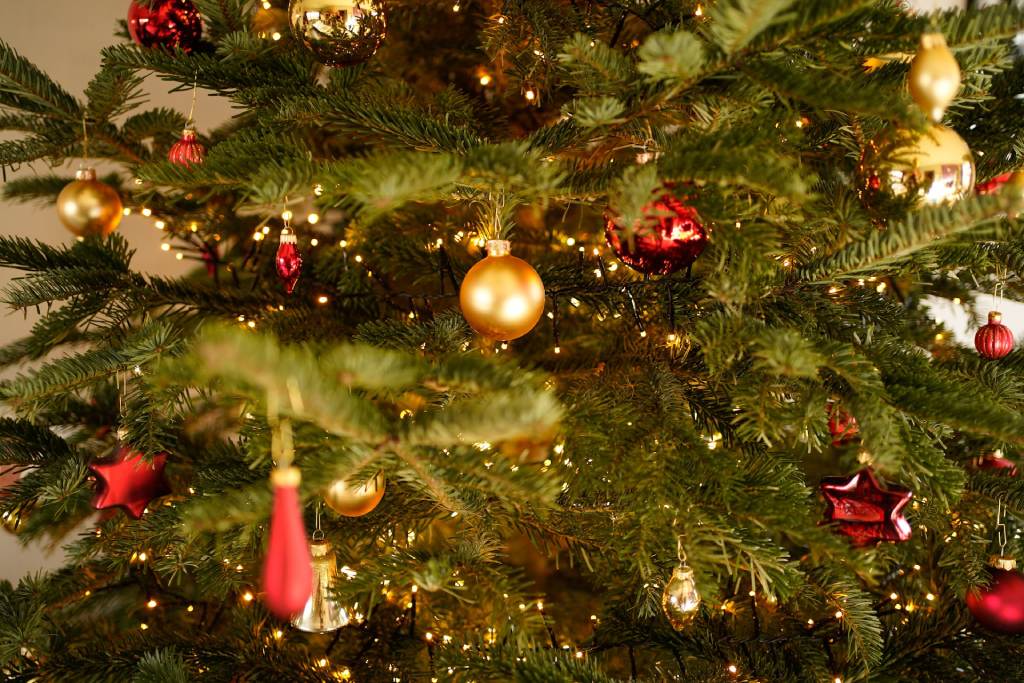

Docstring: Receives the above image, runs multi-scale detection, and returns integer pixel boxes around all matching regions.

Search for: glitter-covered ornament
[605,191,707,276]
[127,0,203,52]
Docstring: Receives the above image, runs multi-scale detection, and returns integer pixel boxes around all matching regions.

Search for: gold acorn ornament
[293,507,350,633]
[661,538,701,630]
[288,0,387,67]
[858,123,974,215]
[56,168,124,238]
[909,33,961,123]
[459,239,546,340]
[323,471,385,517]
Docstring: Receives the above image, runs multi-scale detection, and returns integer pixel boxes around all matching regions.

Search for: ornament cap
[279,231,298,245]
[919,32,948,51]
[75,167,98,182]
[989,311,1003,325]
[310,539,331,558]
[485,239,511,257]
[991,555,1018,571]
[181,127,197,139]
[116,426,129,442]
[271,466,301,488]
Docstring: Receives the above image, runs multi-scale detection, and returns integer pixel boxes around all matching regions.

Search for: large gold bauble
[288,0,387,67]
[459,240,545,341]
[56,168,123,238]
[858,124,974,214]
[323,471,385,517]
[908,33,960,123]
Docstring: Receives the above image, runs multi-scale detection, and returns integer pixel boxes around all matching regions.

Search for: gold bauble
[288,0,387,67]
[291,538,350,632]
[56,168,123,237]
[661,563,701,630]
[459,240,545,341]
[858,124,974,214]
[252,5,290,40]
[908,33,960,123]
[323,471,385,517]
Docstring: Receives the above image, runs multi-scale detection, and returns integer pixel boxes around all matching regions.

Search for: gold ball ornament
[56,168,123,238]
[459,240,546,341]
[909,33,961,123]
[288,0,387,67]
[323,471,385,517]
[858,124,974,215]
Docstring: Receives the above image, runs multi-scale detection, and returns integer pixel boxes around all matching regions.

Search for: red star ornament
[820,468,912,546]
[90,447,171,519]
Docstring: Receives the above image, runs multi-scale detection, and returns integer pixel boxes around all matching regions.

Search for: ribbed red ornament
[966,559,1024,634]
[262,467,312,619]
[127,0,203,52]
[826,402,859,446]
[975,311,1015,360]
[168,129,205,167]
[276,232,303,294]
[605,191,707,276]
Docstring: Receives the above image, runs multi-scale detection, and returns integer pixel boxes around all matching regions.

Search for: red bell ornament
[276,230,303,294]
[966,556,1024,634]
[262,466,313,619]
[605,191,707,276]
[975,311,1015,360]
[168,128,205,167]
[820,468,912,546]
[127,0,203,52]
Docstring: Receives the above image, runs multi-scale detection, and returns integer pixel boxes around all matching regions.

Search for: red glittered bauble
[826,402,859,446]
[820,468,912,546]
[276,231,303,294]
[168,128,205,166]
[128,0,203,52]
[975,311,1015,360]
[966,562,1024,634]
[263,467,312,619]
[90,447,171,520]
[605,192,707,276]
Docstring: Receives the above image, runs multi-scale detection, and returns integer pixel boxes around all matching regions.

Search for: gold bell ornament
[56,168,123,238]
[288,0,387,67]
[292,507,350,633]
[661,538,701,630]
[909,33,961,123]
[323,471,385,517]
[459,239,546,340]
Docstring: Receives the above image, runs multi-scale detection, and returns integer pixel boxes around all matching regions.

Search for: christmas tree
[3,0,1024,680]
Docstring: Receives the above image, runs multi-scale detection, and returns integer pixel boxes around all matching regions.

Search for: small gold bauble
[908,33,961,123]
[858,124,974,214]
[661,563,701,630]
[323,471,385,517]
[56,168,123,237]
[288,0,387,67]
[459,240,545,341]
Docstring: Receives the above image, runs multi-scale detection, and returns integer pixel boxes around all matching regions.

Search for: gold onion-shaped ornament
[323,471,385,517]
[291,538,350,633]
[858,123,974,215]
[909,33,961,122]
[56,168,123,237]
[288,0,387,67]
[459,240,546,340]
[661,562,701,630]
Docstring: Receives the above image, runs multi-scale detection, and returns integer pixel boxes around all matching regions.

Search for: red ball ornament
[826,402,859,446]
[605,191,707,276]
[966,557,1024,634]
[262,467,312,619]
[128,0,203,52]
[168,128,205,167]
[820,468,912,546]
[276,230,302,294]
[90,447,171,519]
[975,311,1015,360]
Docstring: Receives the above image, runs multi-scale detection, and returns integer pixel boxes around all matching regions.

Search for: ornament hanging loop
[312,501,324,541]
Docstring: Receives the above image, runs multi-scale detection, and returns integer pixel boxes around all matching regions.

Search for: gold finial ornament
[909,33,961,123]
[56,168,123,238]
[459,240,546,340]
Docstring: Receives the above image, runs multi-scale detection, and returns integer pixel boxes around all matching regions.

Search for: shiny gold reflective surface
[56,168,123,237]
[459,240,545,341]
[288,0,386,67]
[323,471,385,517]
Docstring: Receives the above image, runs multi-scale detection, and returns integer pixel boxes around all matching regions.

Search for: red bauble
[966,561,1024,634]
[820,468,912,546]
[168,128,205,167]
[262,467,312,619]
[90,447,171,519]
[826,402,859,446]
[276,231,302,294]
[975,311,1015,360]
[976,172,1013,196]
[975,451,1018,476]
[127,0,203,52]
[605,192,707,276]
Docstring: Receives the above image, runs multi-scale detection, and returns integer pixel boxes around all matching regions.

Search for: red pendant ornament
[975,311,1015,360]
[966,556,1024,634]
[168,128,205,167]
[263,467,313,619]
[826,402,859,446]
[90,447,171,519]
[820,468,912,546]
[975,450,1018,476]
[605,191,707,276]
[128,0,203,52]
[276,230,303,294]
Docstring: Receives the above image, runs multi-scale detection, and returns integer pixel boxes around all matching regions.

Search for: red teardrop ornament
[127,0,203,53]
[168,129,205,167]
[975,311,1015,360]
[966,560,1024,634]
[262,467,312,619]
[605,191,707,276]
[276,232,303,294]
